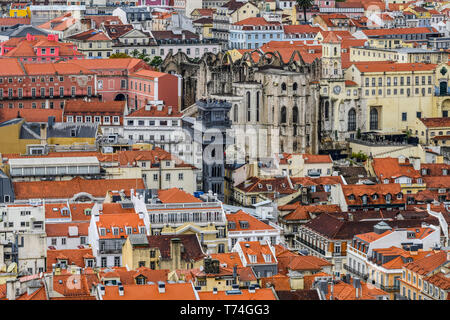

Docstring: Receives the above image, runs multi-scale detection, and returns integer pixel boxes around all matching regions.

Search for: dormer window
[267,184,272,191]
[139,227,146,234]
[372,194,378,200]
[384,179,389,184]
[258,183,262,189]
[385,194,392,203]
[239,221,249,229]
[264,254,272,263]
[126,227,132,234]
[99,228,106,236]
[362,195,368,205]
[113,227,119,236]
[348,194,355,201]
[443,169,448,176]
[397,193,403,199]
[248,254,257,263]
[228,221,236,230]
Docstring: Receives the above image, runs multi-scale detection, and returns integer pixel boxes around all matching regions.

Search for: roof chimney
[353,277,361,299]
[157,281,166,293]
[6,279,18,301]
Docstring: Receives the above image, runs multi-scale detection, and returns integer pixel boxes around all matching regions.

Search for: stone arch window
[281,82,287,91]
[280,106,287,124]
[348,108,356,131]
[293,82,298,91]
[293,105,298,124]
[233,104,238,122]
[370,108,378,130]
[246,91,251,122]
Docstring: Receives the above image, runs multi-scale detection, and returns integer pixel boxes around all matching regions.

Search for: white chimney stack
[157,281,165,293]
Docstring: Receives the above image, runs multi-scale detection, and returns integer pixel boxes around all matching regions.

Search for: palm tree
[296,0,314,24]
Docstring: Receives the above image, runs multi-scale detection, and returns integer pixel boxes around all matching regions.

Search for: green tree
[150,56,163,68]
[109,52,131,59]
[296,0,314,24]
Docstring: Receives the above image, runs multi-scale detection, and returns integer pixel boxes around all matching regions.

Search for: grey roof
[0,24,47,38]
[47,123,98,138]
[128,234,149,246]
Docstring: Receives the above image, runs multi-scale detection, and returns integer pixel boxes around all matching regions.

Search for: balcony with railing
[380,284,400,292]
[295,237,326,256]
[343,264,369,281]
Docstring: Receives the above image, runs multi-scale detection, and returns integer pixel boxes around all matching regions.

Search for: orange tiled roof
[198,288,276,300]
[0,108,63,123]
[404,250,448,275]
[45,202,93,222]
[16,286,47,300]
[13,176,145,200]
[234,17,280,26]
[281,204,341,221]
[46,248,94,270]
[423,272,450,290]
[96,213,145,239]
[352,61,438,73]
[423,176,450,189]
[45,222,89,238]
[362,27,439,37]
[238,241,276,265]
[209,253,244,268]
[372,157,421,180]
[102,282,197,300]
[126,105,182,117]
[419,117,450,128]
[156,187,202,203]
[226,210,275,232]
[261,274,291,291]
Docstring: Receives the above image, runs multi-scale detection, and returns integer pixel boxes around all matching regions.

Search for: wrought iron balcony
[343,264,369,281]
[380,284,400,292]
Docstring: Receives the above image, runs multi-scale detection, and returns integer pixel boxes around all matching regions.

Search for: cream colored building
[350,47,448,65]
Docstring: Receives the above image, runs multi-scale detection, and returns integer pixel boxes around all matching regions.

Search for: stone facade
[161,50,321,159]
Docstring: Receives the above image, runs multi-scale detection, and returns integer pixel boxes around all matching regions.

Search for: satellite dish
[7,262,16,273]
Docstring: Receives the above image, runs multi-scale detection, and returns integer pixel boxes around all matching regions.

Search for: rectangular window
[402,112,407,121]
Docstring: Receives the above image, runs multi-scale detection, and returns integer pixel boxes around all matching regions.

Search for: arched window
[281,83,287,91]
[324,101,329,120]
[348,108,356,131]
[233,104,238,122]
[370,108,378,130]
[246,91,251,122]
[293,82,298,91]
[256,91,260,122]
[292,106,298,124]
[280,106,287,124]
[334,62,338,75]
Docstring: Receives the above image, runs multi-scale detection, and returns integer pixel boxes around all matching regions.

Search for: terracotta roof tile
[45,222,89,238]
[198,288,276,300]
[46,248,94,270]
[226,210,275,231]
[13,176,145,200]
[102,282,197,300]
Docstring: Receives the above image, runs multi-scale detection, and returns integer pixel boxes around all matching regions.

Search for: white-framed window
[85,116,92,123]
[103,116,110,124]
[66,116,74,123]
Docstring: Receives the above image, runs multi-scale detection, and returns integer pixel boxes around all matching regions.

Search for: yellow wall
[9,7,30,18]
